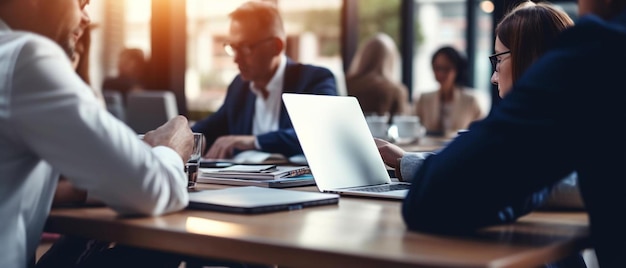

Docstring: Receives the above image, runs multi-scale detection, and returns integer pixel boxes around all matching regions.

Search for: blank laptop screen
[282,94,392,191]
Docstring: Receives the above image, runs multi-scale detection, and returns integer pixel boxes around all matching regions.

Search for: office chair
[125,90,179,134]
[102,90,126,122]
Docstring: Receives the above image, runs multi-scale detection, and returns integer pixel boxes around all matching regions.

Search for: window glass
[185,0,342,114]
[88,0,151,89]
[553,2,578,20]
[355,0,402,45]
[474,0,494,111]
[353,0,403,85]
[83,2,104,87]
[124,0,152,54]
[414,0,466,95]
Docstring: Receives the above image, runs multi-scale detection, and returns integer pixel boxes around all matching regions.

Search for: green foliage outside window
[284,0,422,56]
[357,0,423,51]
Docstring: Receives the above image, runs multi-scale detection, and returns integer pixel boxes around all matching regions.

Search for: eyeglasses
[489,50,511,72]
[78,0,90,9]
[223,37,275,57]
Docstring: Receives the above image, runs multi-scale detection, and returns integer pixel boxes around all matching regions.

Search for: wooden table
[45,184,590,268]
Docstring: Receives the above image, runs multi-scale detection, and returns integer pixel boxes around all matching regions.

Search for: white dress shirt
[250,54,286,148]
[0,20,188,268]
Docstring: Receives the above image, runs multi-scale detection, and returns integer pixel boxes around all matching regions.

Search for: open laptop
[187,186,339,214]
[282,93,411,200]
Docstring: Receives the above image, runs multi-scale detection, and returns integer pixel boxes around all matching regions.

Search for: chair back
[125,90,178,134]
[102,90,126,122]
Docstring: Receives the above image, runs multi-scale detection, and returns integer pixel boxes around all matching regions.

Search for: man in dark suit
[192,1,337,159]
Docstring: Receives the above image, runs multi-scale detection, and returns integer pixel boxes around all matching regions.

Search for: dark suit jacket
[192,59,337,157]
[402,10,626,267]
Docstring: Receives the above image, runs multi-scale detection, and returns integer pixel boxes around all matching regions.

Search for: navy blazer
[402,10,626,267]
[192,59,337,157]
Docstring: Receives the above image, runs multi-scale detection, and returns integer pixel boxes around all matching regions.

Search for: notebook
[187,186,339,214]
[282,93,411,200]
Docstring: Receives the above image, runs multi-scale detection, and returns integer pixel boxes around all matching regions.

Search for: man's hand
[143,116,194,163]
[374,138,405,169]
[204,135,256,159]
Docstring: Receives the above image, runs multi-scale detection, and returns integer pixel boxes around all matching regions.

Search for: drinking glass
[186,133,204,188]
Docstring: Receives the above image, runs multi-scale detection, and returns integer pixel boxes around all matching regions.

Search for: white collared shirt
[250,54,286,148]
[0,20,188,268]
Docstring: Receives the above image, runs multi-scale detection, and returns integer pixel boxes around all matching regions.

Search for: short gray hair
[229,1,285,39]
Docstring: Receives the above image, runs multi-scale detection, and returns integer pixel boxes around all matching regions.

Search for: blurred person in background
[415,46,486,137]
[101,47,147,103]
[346,32,409,119]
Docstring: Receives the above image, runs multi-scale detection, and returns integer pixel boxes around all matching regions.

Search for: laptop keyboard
[351,184,411,193]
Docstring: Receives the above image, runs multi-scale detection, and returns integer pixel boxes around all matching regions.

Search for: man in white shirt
[0,1,193,267]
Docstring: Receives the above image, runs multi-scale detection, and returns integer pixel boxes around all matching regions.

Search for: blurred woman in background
[102,48,147,104]
[415,46,486,137]
[346,32,409,118]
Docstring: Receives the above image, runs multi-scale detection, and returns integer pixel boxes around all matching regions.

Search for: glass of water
[186,133,204,188]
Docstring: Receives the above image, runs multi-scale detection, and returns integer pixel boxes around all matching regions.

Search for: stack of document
[198,165,314,188]
[232,151,287,164]
[197,174,315,188]
[199,165,310,180]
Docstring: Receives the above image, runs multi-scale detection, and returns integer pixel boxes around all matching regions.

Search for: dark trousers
[36,236,181,268]
[37,235,274,268]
